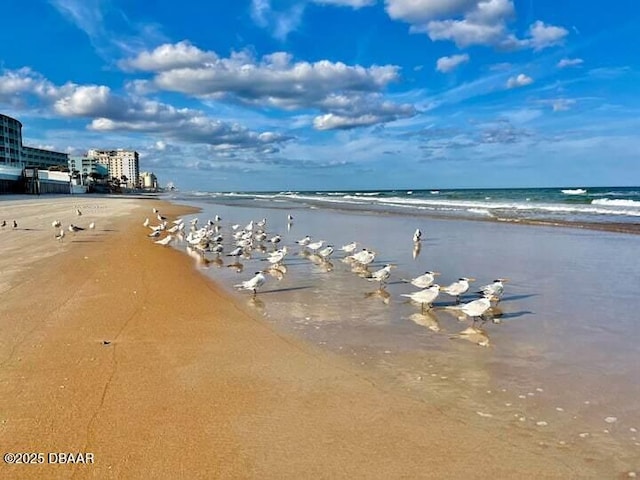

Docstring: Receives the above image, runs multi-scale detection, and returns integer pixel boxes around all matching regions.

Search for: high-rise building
[0,114,23,166]
[1,113,69,169]
[87,149,140,188]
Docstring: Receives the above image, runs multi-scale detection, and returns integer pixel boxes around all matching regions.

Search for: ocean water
[165,189,640,473]
[186,186,640,225]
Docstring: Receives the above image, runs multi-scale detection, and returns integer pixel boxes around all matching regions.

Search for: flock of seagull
[49,208,96,241]
[144,209,509,331]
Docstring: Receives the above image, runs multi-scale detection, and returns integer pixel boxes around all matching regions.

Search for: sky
[0,0,639,191]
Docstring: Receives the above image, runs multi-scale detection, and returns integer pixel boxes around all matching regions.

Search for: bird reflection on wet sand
[451,326,491,347]
[408,311,441,332]
[365,288,391,305]
[412,242,421,260]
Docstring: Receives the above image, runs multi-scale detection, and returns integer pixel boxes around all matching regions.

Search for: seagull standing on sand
[68,224,84,232]
[318,245,334,259]
[235,271,266,296]
[369,264,394,286]
[12,220,18,229]
[76,208,82,216]
[52,220,62,228]
[350,248,376,265]
[1,220,6,229]
[413,228,422,243]
[143,218,150,227]
[55,228,65,242]
[479,279,508,303]
[445,297,491,322]
[296,235,311,247]
[407,271,440,289]
[441,277,475,304]
[340,242,358,254]
[155,235,174,246]
[307,240,324,252]
[402,285,441,313]
[89,222,96,230]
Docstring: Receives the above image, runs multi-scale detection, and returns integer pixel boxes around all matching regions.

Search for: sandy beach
[0,196,633,478]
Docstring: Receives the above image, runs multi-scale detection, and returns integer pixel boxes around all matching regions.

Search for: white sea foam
[562,188,587,195]
[591,198,640,207]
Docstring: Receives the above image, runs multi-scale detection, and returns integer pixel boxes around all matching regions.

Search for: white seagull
[296,235,311,246]
[401,285,441,312]
[68,224,84,232]
[340,242,358,254]
[445,297,492,321]
[155,235,174,246]
[76,208,82,216]
[88,222,96,230]
[318,245,334,259]
[369,264,394,286]
[350,248,376,265]
[52,220,62,228]
[479,279,508,302]
[441,277,475,303]
[55,228,65,242]
[413,228,422,243]
[407,271,440,289]
[235,271,266,296]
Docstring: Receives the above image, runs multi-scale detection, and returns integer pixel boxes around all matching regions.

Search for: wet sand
[0,196,631,478]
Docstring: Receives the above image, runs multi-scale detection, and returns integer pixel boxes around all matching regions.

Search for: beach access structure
[0,165,74,195]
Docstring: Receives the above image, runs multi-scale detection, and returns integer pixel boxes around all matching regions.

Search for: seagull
[406,271,440,289]
[55,228,65,242]
[287,214,294,222]
[267,246,288,264]
[68,224,84,232]
[52,220,62,228]
[401,285,441,313]
[269,235,282,245]
[350,248,376,265]
[157,213,167,221]
[143,218,150,227]
[154,235,174,246]
[235,271,266,296]
[340,241,358,254]
[153,208,159,213]
[307,240,324,252]
[413,228,422,243]
[214,215,222,222]
[445,297,492,321]
[88,222,96,230]
[12,220,18,229]
[441,277,475,304]
[1,220,6,228]
[296,235,311,246]
[227,246,243,257]
[479,279,508,303]
[76,208,82,216]
[148,230,161,238]
[368,264,394,286]
[318,245,334,259]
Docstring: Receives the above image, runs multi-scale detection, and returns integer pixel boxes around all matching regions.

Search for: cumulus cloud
[384,0,567,50]
[436,53,470,73]
[121,44,413,129]
[0,66,289,151]
[525,21,568,51]
[119,40,218,71]
[557,57,584,68]
[506,73,533,88]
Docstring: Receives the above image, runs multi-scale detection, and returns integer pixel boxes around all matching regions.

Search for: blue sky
[1,0,639,191]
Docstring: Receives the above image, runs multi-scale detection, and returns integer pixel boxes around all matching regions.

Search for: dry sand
[0,197,614,478]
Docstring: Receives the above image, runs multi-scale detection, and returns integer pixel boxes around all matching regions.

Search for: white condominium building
[87,149,139,188]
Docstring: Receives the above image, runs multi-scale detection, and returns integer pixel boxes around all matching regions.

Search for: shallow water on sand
[169,198,640,473]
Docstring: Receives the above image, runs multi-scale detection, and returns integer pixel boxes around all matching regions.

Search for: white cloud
[313,0,376,7]
[0,67,289,151]
[250,0,306,41]
[526,21,568,51]
[557,57,584,68]
[120,45,413,129]
[384,0,567,51]
[119,41,218,71]
[506,73,533,88]
[436,54,470,73]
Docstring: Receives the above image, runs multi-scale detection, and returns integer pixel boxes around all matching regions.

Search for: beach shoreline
[0,196,633,478]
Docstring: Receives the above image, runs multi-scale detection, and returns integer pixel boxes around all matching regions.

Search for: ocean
[165,186,640,472]
[185,186,640,226]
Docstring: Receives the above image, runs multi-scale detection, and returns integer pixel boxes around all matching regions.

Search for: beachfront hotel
[86,149,140,189]
[1,113,70,193]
